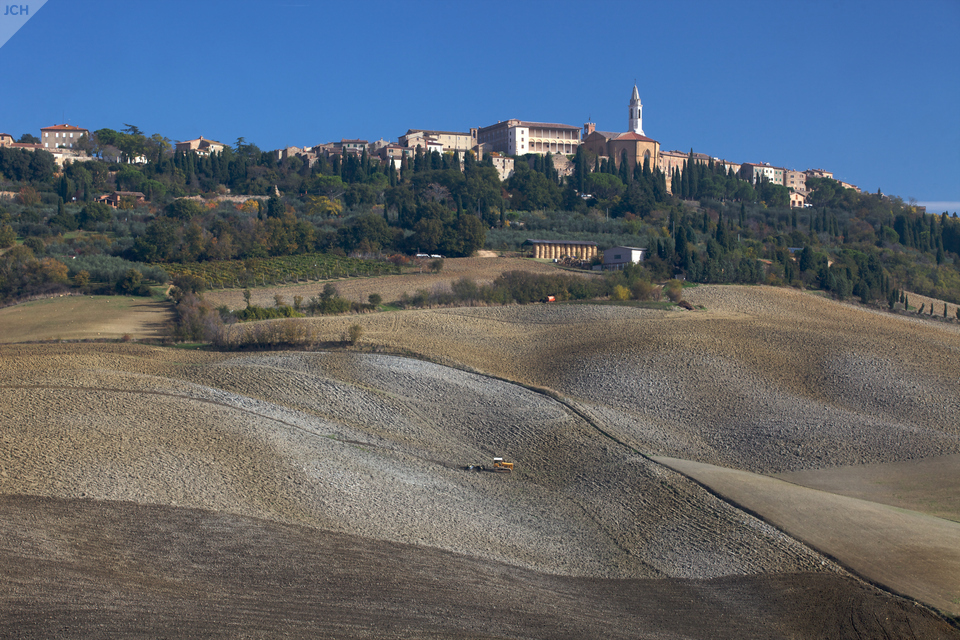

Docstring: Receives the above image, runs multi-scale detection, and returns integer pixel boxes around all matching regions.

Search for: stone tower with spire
[628,84,644,136]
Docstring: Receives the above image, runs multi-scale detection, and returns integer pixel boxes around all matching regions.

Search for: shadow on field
[0,495,955,639]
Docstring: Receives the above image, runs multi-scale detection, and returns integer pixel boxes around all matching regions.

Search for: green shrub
[664,280,683,303]
[347,323,363,345]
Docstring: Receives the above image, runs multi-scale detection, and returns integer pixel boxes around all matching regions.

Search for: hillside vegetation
[2,135,958,317]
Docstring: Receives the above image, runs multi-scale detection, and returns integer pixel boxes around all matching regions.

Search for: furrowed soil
[1,276,959,637]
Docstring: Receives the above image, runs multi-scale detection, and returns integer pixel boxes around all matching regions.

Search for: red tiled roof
[41,124,88,132]
[614,132,657,142]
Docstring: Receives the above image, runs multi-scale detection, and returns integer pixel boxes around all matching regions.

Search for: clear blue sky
[2,0,958,211]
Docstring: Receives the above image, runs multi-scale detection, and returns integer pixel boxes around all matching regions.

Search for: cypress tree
[574,146,586,193]
[413,146,423,173]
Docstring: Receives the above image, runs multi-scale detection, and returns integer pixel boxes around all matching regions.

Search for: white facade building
[603,246,647,269]
[476,119,581,156]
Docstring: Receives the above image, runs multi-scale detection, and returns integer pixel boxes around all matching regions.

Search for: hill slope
[0,284,958,635]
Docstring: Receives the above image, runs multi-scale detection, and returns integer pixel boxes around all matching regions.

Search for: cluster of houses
[267,85,858,207]
[2,85,859,214]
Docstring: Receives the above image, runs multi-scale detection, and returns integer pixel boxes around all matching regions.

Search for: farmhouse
[524,239,598,260]
[95,191,146,208]
[603,246,646,270]
[40,124,89,150]
[176,136,226,156]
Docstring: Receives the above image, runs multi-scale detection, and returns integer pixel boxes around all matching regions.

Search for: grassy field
[202,256,596,309]
[775,454,960,523]
[0,296,173,343]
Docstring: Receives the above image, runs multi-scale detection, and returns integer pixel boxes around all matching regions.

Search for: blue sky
[2,0,958,211]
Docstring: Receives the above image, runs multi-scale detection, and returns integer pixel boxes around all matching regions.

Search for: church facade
[581,85,660,171]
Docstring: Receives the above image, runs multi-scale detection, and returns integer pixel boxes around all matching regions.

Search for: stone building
[176,136,226,156]
[41,124,88,150]
[580,86,660,172]
[657,149,711,176]
[399,129,477,154]
[476,120,581,156]
[804,168,833,180]
[784,169,807,194]
[740,162,784,185]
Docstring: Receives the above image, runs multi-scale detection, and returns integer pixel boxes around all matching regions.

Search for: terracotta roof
[613,132,657,142]
[588,130,620,140]
[41,124,88,132]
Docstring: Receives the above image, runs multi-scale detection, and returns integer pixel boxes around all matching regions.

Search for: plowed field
[1,280,958,637]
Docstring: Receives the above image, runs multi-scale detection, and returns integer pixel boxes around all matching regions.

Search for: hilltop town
[2,87,960,639]
[2,85,861,207]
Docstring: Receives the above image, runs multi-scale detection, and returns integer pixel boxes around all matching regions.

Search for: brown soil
[2,494,954,640]
[1,283,959,635]
[656,456,960,617]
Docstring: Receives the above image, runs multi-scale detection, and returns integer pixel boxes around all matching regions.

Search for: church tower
[629,84,644,135]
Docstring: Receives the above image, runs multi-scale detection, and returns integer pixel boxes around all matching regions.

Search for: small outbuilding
[95,191,146,208]
[602,246,646,270]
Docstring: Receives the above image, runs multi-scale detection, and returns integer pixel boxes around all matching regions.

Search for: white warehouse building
[602,246,646,270]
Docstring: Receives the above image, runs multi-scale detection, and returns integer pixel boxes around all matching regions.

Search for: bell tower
[629,84,644,135]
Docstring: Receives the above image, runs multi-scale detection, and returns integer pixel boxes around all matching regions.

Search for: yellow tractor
[492,457,514,473]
